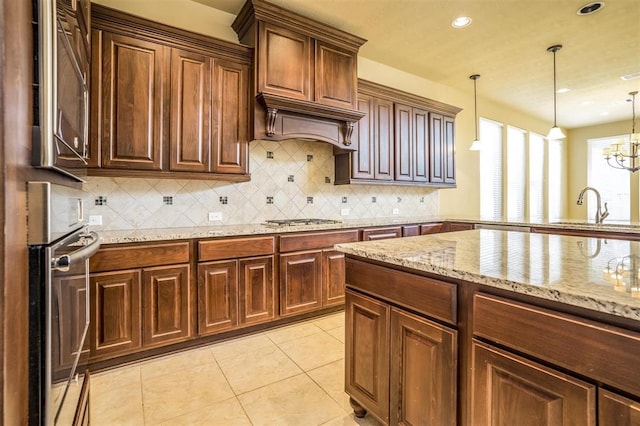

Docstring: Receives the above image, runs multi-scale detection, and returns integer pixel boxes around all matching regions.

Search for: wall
[85,140,439,230]
[566,120,635,220]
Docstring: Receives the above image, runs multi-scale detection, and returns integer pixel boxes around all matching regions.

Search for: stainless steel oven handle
[51,231,101,272]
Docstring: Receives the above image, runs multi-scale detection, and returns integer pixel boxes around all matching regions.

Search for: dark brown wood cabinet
[361,226,402,241]
[197,237,275,336]
[471,341,595,425]
[89,241,192,361]
[90,5,252,180]
[232,0,365,147]
[278,229,359,316]
[598,389,640,425]
[335,79,460,187]
[345,290,390,424]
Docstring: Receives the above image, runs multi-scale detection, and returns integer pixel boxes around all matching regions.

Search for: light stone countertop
[94,216,640,244]
[335,229,640,321]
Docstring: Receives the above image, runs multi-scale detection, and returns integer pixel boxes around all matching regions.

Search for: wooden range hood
[232,0,367,152]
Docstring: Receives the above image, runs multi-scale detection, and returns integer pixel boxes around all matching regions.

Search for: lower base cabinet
[599,389,640,425]
[471,340,596,425]
[345,290,457,425]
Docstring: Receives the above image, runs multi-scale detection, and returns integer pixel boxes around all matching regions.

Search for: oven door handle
[51,231,101,272]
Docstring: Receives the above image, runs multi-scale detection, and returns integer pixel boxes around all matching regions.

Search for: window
[479,118,503,220]
[587,136,630,221]
[529,133,545,221]
[507,126,526,221]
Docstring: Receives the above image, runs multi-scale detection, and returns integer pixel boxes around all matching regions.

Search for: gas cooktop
[262,218,342,227]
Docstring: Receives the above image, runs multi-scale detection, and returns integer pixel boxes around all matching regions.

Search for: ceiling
[195,0,640,130]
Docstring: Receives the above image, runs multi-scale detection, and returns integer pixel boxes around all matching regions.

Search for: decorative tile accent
[82,140,440,230]
[397,197,402,203]
[307,196,314,204]
[266,151,274,159]
[307,155,313,162]
[287,175,294,182]
[341,197,347,204]
[163,196,173,205]
[420,196,425,203]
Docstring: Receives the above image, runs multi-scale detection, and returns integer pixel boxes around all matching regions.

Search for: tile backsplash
[83,139,439,231]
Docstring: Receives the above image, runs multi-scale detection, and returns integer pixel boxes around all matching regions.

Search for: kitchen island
[335,229,640,425]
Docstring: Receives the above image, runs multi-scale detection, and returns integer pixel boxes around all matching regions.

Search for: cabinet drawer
[361,226,402,241]
[345,258,456,325]
[420,223,444,234]
[198,236,274,261]
[91,242,190,272]
[279,229,358,252]
[473,293,640,397]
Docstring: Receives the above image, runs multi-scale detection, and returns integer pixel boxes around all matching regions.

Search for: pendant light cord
[474,77,479,140]
[547,44,562,128]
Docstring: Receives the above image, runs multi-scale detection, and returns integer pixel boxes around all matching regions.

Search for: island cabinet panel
[169,49,212,172]
[142,265,191,346]
[470,341,596,426]
[345,290,390,425]
[473,293,640,397]
[390,308,457,426]
[99,33,168,170]
[279,251,323,316]
[599,389,640,425]
[197,260,238,334]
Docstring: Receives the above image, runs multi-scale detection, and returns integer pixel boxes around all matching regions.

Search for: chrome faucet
[576,187,609,224]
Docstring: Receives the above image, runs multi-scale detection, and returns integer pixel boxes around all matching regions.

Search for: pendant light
[604,91,640,172]
[546,44,566,140]
[469,74,482,151]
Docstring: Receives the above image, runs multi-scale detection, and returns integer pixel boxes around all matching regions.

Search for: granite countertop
[94,216,640,244]
[335,229,640,321]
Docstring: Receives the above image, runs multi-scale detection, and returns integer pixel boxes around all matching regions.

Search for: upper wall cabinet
[232,0,366,150]
[335,80,461,187]
[89,5,252,181]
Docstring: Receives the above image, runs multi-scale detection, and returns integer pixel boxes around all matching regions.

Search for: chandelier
[604,91,640,172]
[603,253,640,298]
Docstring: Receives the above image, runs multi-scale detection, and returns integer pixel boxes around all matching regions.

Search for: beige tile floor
[90,311,383,426]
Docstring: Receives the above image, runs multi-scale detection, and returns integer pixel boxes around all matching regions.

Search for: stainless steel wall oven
[28,182,100,425]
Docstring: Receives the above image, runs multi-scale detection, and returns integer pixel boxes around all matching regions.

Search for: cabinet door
[258,23,311,101]
[444,115,456,184]
[279,251,323,316]
[394,103,413,182]
[471,341,596,426]
[212,59,249,174]
[197,260,238,335]
[51,274,89,378]
[100,32,168,170]
[374,98,394,180]
[413,107,429,182]
[322,249,346,307]
[314,41,357,109]
[351,93,375,179]
[599,389,640,425]
[390,308,457,425]
[142,265,191,346]
[429,113,445,183]
[90,270,142,359]
[169,48,212,172]
[345,290,390,424]
[238,256,274,326]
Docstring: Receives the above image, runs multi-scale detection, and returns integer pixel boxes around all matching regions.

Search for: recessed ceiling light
[557,88,571,93]
[621,71,640,81]
[451,16,472,28]
[577,2,605,15]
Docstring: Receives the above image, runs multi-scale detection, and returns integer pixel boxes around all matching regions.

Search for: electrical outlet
[341,208,350,216]
[208,212,222,221]
[89,215,102,225]
[392,208,400,215]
